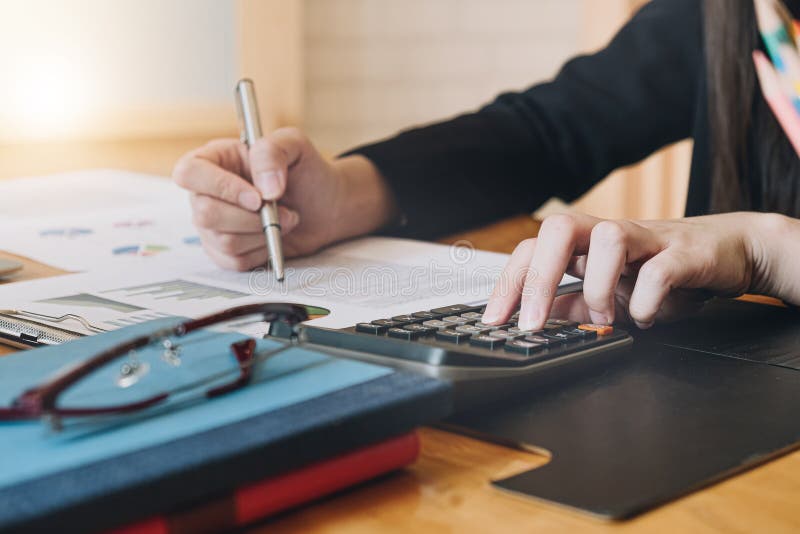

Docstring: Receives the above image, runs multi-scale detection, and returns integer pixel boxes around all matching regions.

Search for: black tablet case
[446,299,800,519]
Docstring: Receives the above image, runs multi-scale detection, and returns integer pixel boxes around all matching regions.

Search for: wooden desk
[1,140,799,533]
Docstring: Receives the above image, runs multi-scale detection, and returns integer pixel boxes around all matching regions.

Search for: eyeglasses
[0,302,308,431]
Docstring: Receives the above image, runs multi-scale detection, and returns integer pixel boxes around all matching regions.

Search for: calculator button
[542,332,573,344]
[387,327,420,341]
[435,329,472,344]
[455,324,489,335]
[508,326,537,336]
[563,327,597,340]
[489,330,523,340]
[430,304,474,315]
[412,311,442,320]
[475,322,510,331]
[578,324,614,336]
[391,314,422,324]
[405,323,436,336]
[460,312,484,321]
[371,319,402,328]
[356,323,388,335]
[442,315,473,326]
[470,335,506,349]
[524,334,559,346]
[505,339,545,356]
[546,318,579,328]
[561,330,585,341]
[422,319,450,330]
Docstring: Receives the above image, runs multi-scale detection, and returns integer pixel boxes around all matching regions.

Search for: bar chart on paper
[95,279,260,332]
[102,280,250,302]
[4,279,254,338]
[29,292,174,332]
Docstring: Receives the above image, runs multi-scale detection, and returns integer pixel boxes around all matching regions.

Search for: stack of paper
[1,169,546,340]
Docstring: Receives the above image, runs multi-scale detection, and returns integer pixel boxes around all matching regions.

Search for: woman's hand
[172,128,397,271]
[482,212,777,331]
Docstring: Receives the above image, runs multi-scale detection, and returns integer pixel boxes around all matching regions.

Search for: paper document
[0,236,580,343]
[0,170,204,271]
[1,170,582,348]
[186,237,515,328]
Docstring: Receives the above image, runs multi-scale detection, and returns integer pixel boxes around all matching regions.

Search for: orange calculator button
[578,324,614,336]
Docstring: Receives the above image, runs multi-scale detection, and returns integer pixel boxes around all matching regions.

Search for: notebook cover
[110,432,420,534]
[446,299,800,519]
[0,319,451,533]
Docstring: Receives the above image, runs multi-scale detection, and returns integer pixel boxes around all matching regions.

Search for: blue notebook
[0,319,451,532]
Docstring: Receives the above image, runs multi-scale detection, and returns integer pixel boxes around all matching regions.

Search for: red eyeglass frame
[0,303,308,428]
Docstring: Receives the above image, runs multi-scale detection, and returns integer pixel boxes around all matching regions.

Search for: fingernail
[255,171,281,199]
[238,191,262,211]
[518,309,542,331]
[589,310,611,326]
[281,210,300,234]
[482,304,500,324]
[288,209,300,227]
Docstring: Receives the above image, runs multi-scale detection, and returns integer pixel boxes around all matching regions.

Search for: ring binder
[0,311,89,348]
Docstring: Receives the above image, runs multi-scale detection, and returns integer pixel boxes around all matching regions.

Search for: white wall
[0,0,583,148]
[0,0,237,141]
[0,0,686,218]
[303,0,583,153]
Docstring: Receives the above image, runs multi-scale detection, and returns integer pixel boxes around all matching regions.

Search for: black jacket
[349,0,709,239]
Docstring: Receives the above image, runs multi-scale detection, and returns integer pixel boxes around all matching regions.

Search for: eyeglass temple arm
[0,384,170,421]
[0,303,309,419]
[206,338,257,398]
[0,406,37,420]
[53,394,171,417]
[181,303,309,335]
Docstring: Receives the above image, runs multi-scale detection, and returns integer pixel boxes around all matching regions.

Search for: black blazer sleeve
[344,0,703,239]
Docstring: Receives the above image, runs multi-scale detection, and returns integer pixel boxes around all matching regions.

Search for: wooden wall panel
[237,0,305,131]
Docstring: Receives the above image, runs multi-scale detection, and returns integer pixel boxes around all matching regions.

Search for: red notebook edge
[108,432,421,534]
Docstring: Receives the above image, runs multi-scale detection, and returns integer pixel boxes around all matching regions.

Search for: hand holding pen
[235,79,286,281]
[172,89,398,273]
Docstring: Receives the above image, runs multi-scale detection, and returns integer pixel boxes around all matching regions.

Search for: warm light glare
[0,1,98,141]
[6,56,94,139]
[0,0,236,142]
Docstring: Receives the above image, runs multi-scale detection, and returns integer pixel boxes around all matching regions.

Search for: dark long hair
[704,0,800,214]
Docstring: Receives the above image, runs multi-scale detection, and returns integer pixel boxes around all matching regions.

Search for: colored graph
[113,219,154,228]
[103,312,173,329]
[112,244,169,257]
[34,293,174,331]
[40,227,93,238]
[103,279,248,301]
[38,293,145,313]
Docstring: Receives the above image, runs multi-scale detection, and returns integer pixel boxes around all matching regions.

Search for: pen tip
[277,276,285,283]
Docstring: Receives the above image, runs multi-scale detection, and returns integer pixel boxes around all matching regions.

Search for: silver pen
[235,79,285,282]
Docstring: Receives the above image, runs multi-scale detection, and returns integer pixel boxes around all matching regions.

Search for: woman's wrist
[745,212,800,304]
[331,155,399,241]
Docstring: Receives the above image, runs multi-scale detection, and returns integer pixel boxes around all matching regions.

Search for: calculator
[301,303,633,409]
